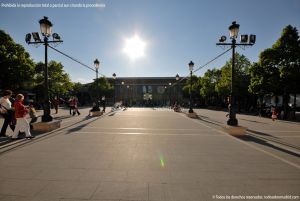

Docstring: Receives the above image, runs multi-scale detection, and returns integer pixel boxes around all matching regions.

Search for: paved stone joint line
[0,108,299,201]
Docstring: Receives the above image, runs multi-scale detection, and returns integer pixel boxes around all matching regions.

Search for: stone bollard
[90,111,104,117]
[32,120,61,132]
[222,125,247,136]
[186,112,198,119]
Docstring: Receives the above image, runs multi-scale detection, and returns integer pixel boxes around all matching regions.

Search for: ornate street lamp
[25,16,63,122]
[127,85,130,106]
[216,21,256,126]
[164,86,167,106]
[175,74,180,102]
[94,59,100,79]
[94,59,100,110]
[121,81,125,103]
[112,73,116,105]
[168,82,172,105]
[188,61,194,113]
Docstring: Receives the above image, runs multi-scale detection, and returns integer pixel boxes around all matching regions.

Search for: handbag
[0,104,7,114]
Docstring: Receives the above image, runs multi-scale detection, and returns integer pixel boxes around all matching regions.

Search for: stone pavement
[190,109,300,152]
[0,108,299,201]
[0,106,111,138]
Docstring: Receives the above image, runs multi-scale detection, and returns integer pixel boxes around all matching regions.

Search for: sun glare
[123,34,146,61]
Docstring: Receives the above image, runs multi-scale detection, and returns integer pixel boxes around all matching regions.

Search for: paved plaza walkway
[0,107,299,201]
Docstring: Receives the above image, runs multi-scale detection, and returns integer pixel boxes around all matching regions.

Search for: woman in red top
[11,94,34,139]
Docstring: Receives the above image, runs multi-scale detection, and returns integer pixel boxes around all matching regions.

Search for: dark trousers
[102,102,106,112]
[1,113,15,136]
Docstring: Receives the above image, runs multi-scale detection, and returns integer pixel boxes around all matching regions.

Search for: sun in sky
[123,34,147,61]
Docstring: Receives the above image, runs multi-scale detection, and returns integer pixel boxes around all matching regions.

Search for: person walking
[101,96,106,112]
[68,97,75,115]
[0,90,15,137]
[271,107,278,121]
[11,94,34,139]
[71,98,80,116]
[52,97,59,114]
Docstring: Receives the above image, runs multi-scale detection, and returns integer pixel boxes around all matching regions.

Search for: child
[271,109,278,121]
[11,94,34,139]
[29,103,37,129]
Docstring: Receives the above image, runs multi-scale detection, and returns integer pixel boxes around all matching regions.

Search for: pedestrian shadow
[0,130,46,146]
[235,135,300,158]
[0,137,10,145]
[197,116,224,127]
[54,115,74,120]
[65,111,118,134]
[247,129,279,139]
[239,118,268,124]
[65,115,96,134]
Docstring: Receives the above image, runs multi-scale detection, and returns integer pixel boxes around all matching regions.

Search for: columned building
[107,77,185,106]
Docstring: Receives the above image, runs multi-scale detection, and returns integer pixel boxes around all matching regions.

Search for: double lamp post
[216,21,256,126]
[25,16,63,122]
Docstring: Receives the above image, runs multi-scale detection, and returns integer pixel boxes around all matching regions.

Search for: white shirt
[0,97,12,110]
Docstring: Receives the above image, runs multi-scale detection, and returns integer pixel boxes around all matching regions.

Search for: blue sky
[1,0,299,83]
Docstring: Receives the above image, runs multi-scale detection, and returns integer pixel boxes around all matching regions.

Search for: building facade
[107,77,185,106]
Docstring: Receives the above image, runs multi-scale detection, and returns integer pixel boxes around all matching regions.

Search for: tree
[72,82,84,94]
[182,75,201,101]
[216,53,252,111]
[273,25,300,118]
[249,50,282,115]
[199,68,221,106]
[88,77,113,102]
[249,25,300,119]
[34,61,73,100]
[0,30,35,90]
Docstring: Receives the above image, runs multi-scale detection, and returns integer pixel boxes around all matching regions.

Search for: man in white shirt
[0,90,15,137]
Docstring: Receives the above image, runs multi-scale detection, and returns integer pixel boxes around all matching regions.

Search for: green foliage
[248,62,265,95]
[273,25,300,93]
[249,25,300,96]
[199,68,221,97]
[215,63,231,96]
[72,82,84,94]
[182,53,252,107]
[88,77,113,100]
[216,53,251,97]
[182,75,200,98]
[34,61,73,97]
[0,30,35,90]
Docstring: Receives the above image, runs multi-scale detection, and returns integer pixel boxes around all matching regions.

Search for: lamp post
[127,85,130,106]
[175,74,179,102]
[164,86,167,106]
[25,16,63,122]
[168,82,172,105]
[94,59,100,110]
[188,61,194,113]
[121,81,125,103]
[112,73,116,105]
[216,21,256,126]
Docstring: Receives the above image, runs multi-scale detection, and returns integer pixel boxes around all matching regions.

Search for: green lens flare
[160,156,165,168]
